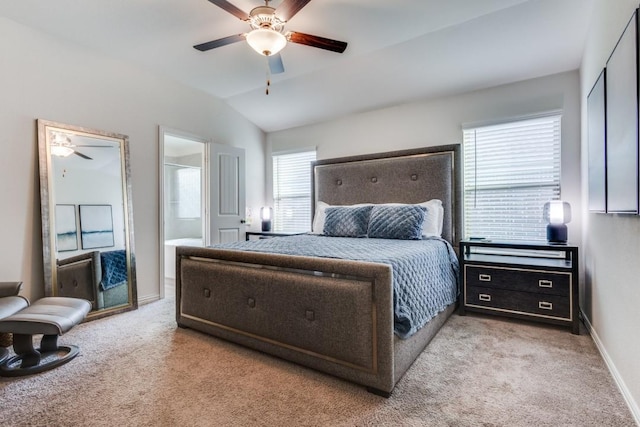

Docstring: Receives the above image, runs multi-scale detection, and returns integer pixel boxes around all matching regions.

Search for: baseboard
[137,294,161,306]
[581,309,640,425]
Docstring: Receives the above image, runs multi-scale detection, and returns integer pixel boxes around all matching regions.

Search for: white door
[208,142,246,244]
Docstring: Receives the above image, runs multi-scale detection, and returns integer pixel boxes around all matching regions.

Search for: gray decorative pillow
[323,206,373,237]
[367,205,427,240]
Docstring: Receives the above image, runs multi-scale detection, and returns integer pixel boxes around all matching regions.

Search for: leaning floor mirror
[37,119,137,320]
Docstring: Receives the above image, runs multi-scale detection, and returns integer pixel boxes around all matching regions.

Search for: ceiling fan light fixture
[51,145,74,157]
[246,28,287,56]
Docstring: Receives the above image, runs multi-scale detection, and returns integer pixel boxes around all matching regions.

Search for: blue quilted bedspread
[215,234,459,338]
[100,250,128,291]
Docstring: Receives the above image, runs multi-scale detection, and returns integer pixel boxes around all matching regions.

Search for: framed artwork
[55,204,78,252]
[80,204,115,249]
[587,69,607,213]
[605,11,639,214]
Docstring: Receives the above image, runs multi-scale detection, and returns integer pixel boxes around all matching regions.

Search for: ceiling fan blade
[288,31,347,53]
[276,0,312,21]
[194,34,245,52]
[73,151,92,160]
[268,54,285,74]
[207,0,249,20]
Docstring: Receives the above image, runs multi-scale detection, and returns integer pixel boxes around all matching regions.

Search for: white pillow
[418,199,444,237]
[311,201,330,234]
[312,199,444,237]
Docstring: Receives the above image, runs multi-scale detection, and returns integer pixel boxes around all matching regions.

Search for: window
[175,167,201,219]
[463,114,561,241]
[272,150,316,232]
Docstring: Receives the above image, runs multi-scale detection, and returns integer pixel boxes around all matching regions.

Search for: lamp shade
[260,207,272,232]
[246,28,287,56]
[543,201,571,224]
[261,207,271,221]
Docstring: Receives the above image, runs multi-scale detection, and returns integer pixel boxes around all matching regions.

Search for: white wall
[53,165,127,257]
[580,0,640,420]
[268,70,582,247]
[0,16,266,303]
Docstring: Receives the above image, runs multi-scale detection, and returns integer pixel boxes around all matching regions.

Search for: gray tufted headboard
[311,145,461,247]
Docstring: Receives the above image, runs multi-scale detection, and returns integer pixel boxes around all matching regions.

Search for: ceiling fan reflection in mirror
[49,132,113,160]
[194,0,348,94]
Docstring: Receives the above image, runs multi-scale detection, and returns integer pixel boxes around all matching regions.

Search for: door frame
[158,126,210,299]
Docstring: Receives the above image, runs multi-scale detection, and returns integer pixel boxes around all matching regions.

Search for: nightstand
[459,240,579,334]
[245,231,307,241]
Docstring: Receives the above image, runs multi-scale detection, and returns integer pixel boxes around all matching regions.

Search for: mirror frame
[37,119,138,320]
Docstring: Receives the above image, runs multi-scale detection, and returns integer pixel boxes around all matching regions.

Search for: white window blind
[463,114,561,241]
[272,150,316,232]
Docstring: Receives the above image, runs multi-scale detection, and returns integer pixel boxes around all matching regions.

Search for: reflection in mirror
[37,119,137,320]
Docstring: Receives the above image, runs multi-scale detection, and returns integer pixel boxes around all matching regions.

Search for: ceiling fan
[49,132,112,160]
[194,0,348,77]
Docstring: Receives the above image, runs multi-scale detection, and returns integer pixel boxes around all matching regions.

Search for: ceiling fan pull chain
[265,56,271,95]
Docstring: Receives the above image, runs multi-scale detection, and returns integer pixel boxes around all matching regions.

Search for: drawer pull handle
[539,280,553,288]
[539,301,553,310]
[479,294,491,302]
[479,274,491,282]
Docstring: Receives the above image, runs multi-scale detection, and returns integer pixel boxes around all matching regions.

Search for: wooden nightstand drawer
[465,265,570,297]
[466,286,571,320]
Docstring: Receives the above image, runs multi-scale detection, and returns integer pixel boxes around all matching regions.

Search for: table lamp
[543,201,571,244]
[261,207,272,232]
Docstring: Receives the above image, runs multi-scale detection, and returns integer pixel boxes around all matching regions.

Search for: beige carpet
[0,296,635,427]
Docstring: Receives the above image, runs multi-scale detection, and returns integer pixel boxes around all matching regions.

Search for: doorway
[159,128,208,298]
[158,128,247,299]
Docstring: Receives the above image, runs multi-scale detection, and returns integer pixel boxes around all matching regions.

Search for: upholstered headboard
[311,145,461,246]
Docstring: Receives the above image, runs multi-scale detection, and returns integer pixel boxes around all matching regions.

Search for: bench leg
[40,334,60,352]
[12,334,41,368]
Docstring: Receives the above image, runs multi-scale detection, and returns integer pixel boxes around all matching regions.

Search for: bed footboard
[176,246,397,393]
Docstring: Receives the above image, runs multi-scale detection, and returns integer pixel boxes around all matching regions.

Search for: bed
[57,249,129,310]
[175,145,461,396]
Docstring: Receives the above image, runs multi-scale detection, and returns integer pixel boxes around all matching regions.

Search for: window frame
[462,112,562,241]
[174,166,202,220]
[271,148,317,232]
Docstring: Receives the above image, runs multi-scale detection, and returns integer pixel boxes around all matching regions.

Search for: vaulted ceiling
[0,0,593,132]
